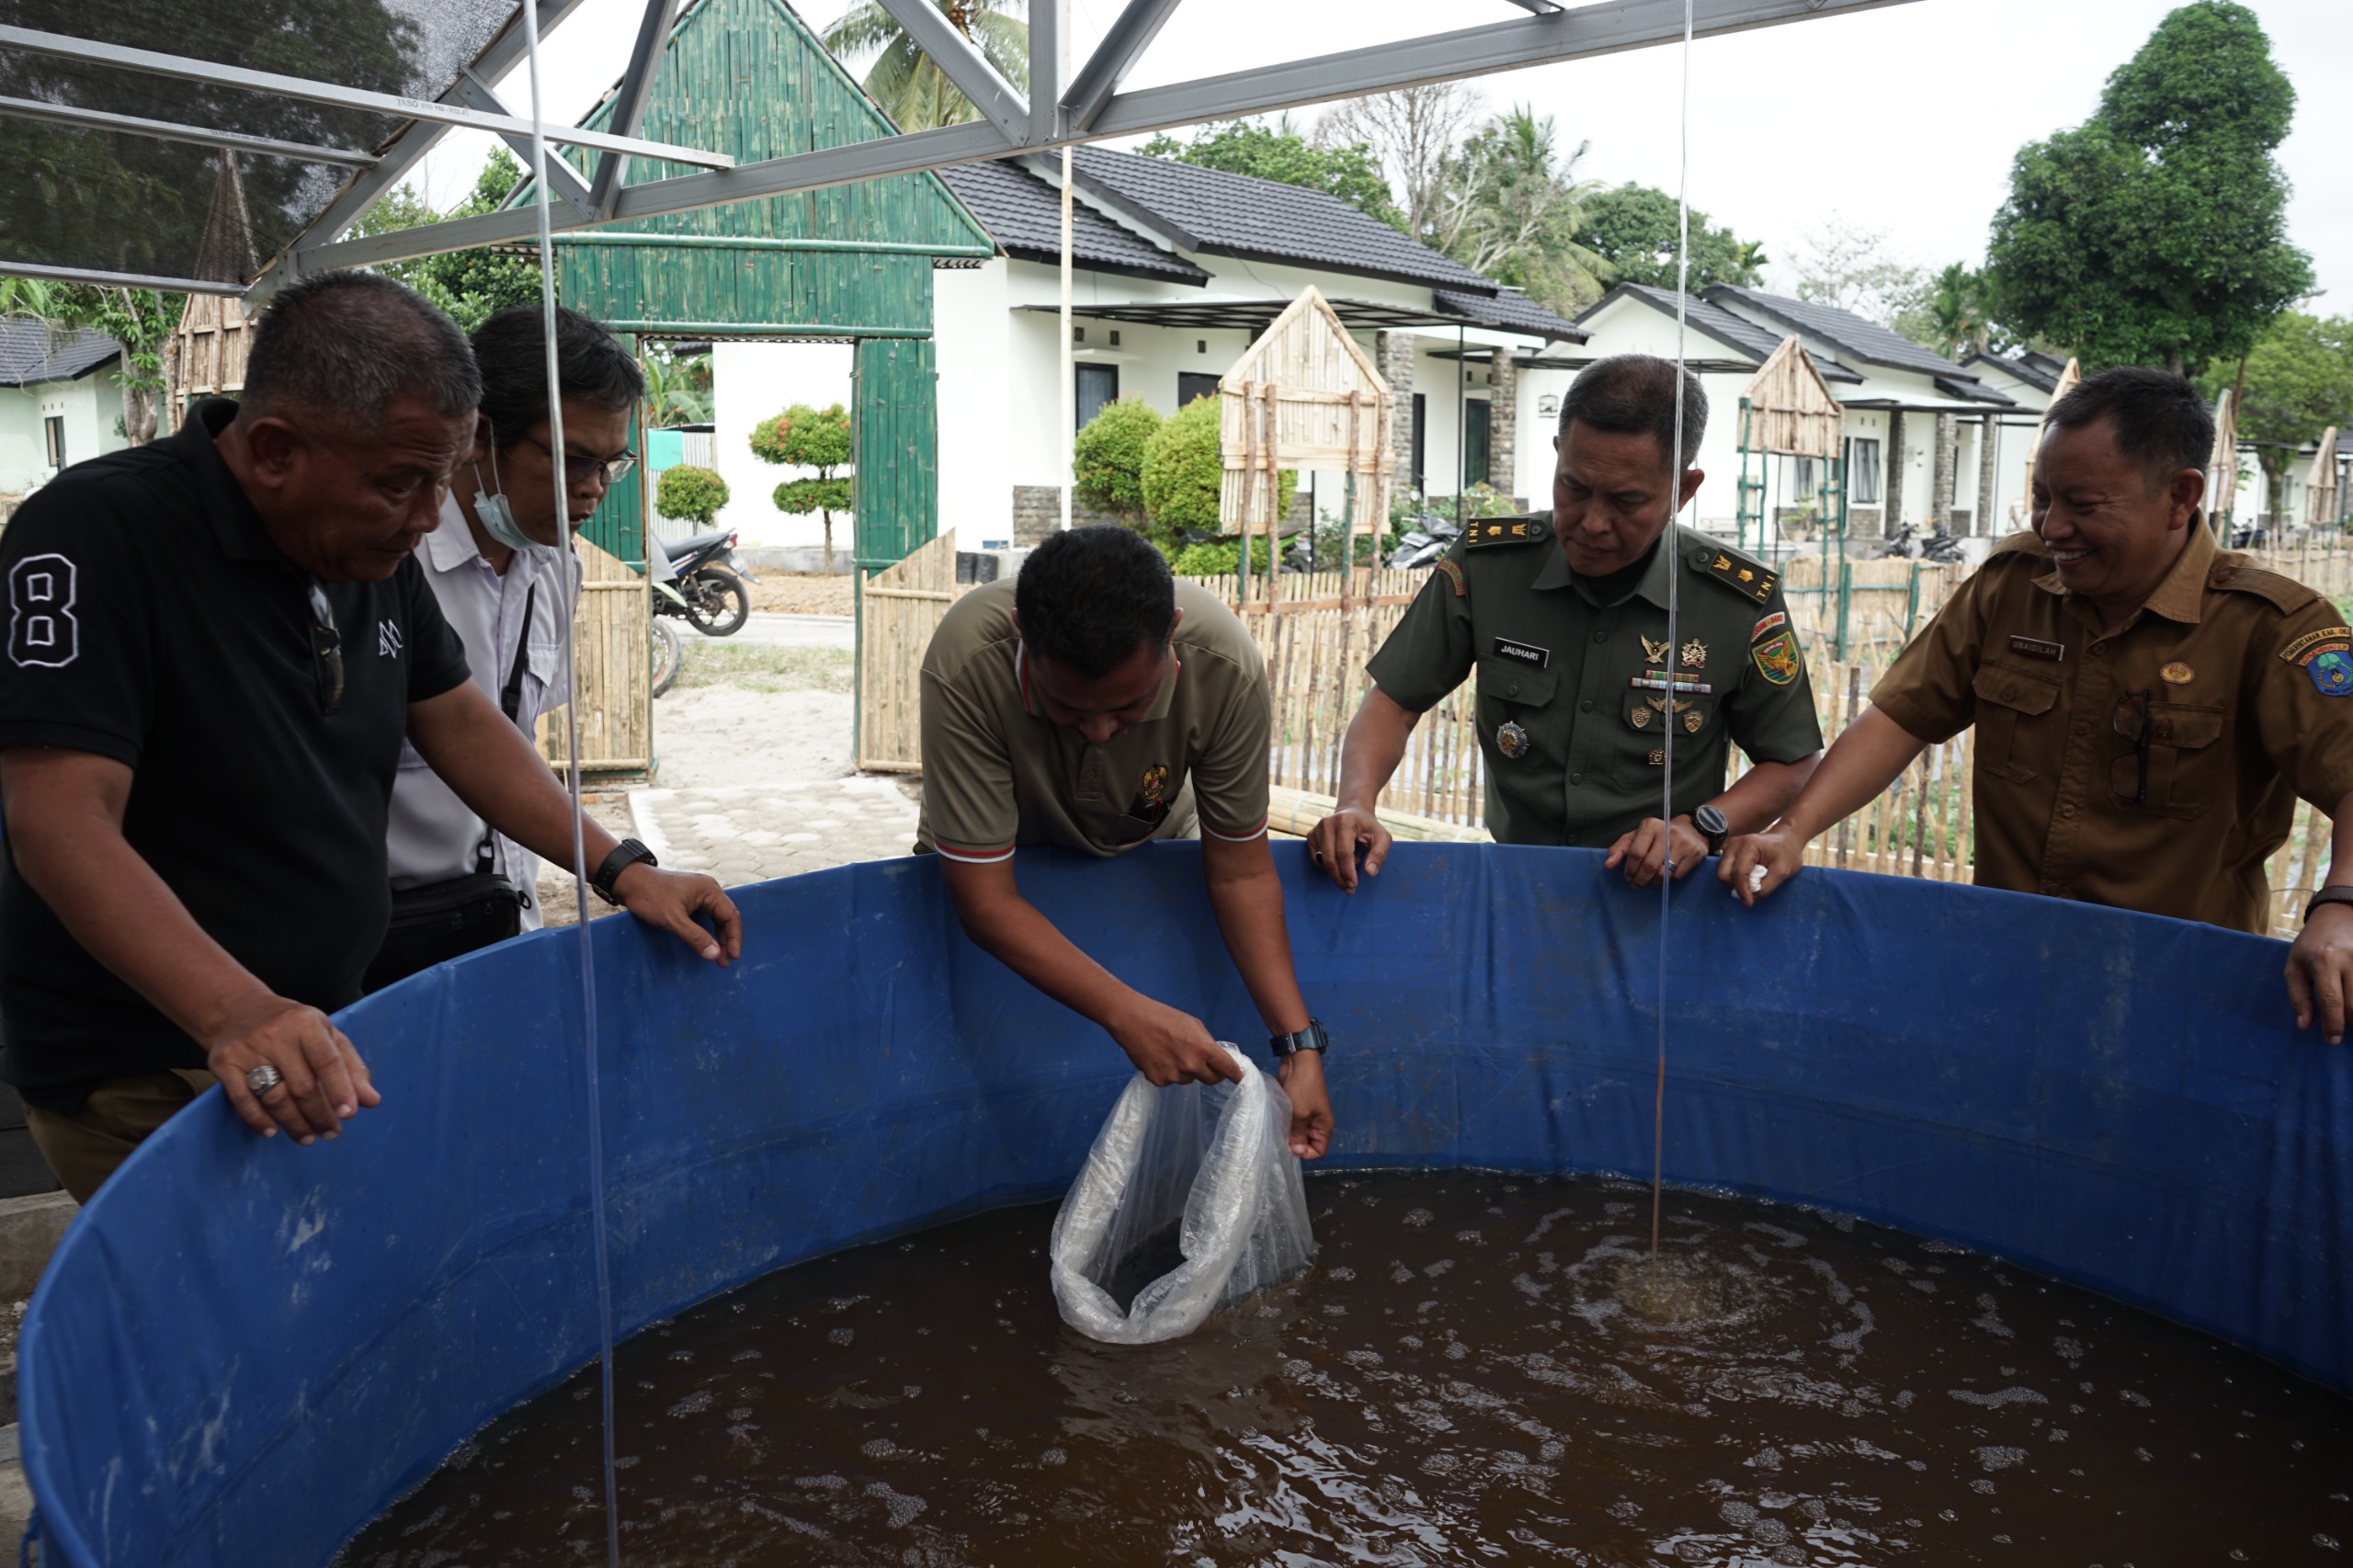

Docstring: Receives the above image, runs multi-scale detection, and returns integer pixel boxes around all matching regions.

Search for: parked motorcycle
[1392,514,1462,571]
[1876,523,1966,564]
[650,618,683,699]
[650,527,757,637]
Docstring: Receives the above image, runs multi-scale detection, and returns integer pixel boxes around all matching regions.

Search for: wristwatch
[2305,886,2353,924]
[1269,1018,1331,1062]
[1693,803,1731,857]
[591,837,659,905]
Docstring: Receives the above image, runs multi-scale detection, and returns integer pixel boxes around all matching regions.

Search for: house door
[1464,398,1492,491]
[1176,371,1220,409]
[1076,364,1120,428]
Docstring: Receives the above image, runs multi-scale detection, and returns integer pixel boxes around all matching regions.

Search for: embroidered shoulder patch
[1749,610,1788,643]
[2279,626,2353,665]
[1752,630,1802,686]
[1434,556,1467,597]
[2309,649,2353,697]
[1462,516,1551,549]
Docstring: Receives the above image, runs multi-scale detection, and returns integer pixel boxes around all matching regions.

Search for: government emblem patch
[2309,648,2353,697]
[1752,630,1802,687]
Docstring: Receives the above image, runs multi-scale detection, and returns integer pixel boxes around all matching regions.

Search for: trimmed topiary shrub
[655,463,730,527]
[1074,397,1164,528]
[752,403,855,571]
[1140,394,1295,535]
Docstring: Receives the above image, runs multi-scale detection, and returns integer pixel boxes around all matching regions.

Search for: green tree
[1984,1,2313,375]
[641,346,713,426]
[821,0,1029,133]
[1893,263,1994,358]
[1140,394,1293,537]
[2222,313,2353,522]
[1074,397,1164,533]
[1576,184,1767,292]
[356,150,542,335]
[655,464,730,528]
[0,281,184,447]
[1431,108,1609,314]
[1139,119,1404,231]
[752,403,856,571]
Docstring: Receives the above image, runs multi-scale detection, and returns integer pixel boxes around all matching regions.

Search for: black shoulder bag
[363,585,539,994]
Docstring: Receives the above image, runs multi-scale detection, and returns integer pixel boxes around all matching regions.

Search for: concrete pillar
[1376,333,1416,494]
[1489,352,1518,504]
[1931,411,1958,532]
[1883,410,1907,533]
[1977,414,2003,536]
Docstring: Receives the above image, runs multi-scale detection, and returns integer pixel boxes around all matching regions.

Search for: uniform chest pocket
[2110,698,2224,819]
[1475,657,1558,763]
[1972,665,2060,784]
[1476,657,1557,709]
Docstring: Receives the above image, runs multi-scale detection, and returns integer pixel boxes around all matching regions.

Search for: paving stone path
[628,775,921,887]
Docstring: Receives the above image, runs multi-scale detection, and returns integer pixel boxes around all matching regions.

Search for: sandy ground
[746,572,855,616]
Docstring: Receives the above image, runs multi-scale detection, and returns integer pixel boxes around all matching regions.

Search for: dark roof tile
[1069,145,1494,293]
[1704,284,1979,381]
[1961,348,2060,394]
[0,321,119,387]
[1433,287,1586,344]
[937,159,1209,283]
[1578,284,1862,381]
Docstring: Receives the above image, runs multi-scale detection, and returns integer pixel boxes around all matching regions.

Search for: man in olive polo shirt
[1308,354,1824,889]
[919,526,1332,1157]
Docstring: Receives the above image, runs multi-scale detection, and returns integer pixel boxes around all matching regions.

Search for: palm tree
[1434,107,1611,313]
[821,1,1029,133]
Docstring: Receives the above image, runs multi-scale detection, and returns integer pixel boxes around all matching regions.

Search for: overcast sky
[425,0,2351,312]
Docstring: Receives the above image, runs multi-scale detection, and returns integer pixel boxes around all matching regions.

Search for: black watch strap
[592,837,658,905]
[2307,886,2353,924]
[1269,1018,1331,1061]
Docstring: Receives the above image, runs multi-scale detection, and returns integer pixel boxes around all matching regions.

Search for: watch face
[1694,805,1727,836]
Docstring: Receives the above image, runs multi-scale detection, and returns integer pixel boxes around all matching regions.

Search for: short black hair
[240,270,479,434]
[472,304,646,451]
[2041,367,2215,490]
[1015,527,1176,679]
[1558,353,1709,469]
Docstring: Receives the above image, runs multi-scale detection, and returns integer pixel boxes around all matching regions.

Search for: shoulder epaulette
[2211,554,2323,615]
[1461,514,1551,550]
[1689,542,1779,606]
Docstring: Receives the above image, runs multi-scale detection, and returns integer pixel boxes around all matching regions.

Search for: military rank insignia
[1495,719,1531,758]
[1706,552,1779,604]
[2282,626,2353,697]
[1464,516,1551,549]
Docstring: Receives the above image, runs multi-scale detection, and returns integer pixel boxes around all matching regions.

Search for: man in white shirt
[373,305,643,988]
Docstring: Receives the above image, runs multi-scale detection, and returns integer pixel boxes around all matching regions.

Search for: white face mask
[472,443,551,555]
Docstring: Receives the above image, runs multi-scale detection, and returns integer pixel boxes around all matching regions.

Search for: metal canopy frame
[278,0,1915,285]
[0,0,1916,297]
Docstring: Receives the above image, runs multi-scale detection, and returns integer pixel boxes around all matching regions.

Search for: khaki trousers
[25,1069,218,1203]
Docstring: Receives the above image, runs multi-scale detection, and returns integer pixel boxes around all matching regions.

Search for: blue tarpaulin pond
[18,844,2352,1565]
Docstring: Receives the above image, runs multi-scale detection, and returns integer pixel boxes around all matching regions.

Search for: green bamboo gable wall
[550,0,992,566]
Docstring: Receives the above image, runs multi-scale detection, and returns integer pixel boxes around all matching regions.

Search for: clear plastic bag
[1050,1043,1317,1344]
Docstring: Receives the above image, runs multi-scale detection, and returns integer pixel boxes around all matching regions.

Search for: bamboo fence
[858,533,961,771]
[536,537,653,779]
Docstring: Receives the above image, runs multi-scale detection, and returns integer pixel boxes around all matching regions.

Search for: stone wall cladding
[1377,332,1415,486]
[1009,486,1313,547]
[1489,354,1518,496]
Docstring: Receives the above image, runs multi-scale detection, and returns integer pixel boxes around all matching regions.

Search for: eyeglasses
[306,582,344,716]
[520,434,637,488]
[2112,687,2152,804]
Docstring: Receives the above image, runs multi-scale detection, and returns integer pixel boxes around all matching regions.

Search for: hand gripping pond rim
[1050,1044,1316,1344]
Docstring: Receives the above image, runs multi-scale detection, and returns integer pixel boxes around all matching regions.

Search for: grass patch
[674,642,855,695]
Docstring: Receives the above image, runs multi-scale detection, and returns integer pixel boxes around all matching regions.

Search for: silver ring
[245,1063,284,1097]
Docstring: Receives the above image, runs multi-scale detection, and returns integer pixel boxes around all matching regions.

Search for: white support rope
[520,3,623,1562]
[1650,0,1694,1266]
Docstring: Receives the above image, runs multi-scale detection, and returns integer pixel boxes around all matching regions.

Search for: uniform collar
[423,491,488,573]
[1530,519,1681,609]
[175,398,285,564]
[2031,513,2216,627]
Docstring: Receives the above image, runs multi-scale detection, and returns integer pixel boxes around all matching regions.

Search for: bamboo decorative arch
[1218,286,1394,607]
[2306,427,2341,530]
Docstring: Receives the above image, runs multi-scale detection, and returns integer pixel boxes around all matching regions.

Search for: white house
[1570,284,2052,556]
[0,321,125,503]
[707,146,1588,558]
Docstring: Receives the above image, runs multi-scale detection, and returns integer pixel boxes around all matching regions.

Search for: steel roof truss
[870,0,1028,143]
[1061,0,1184,133]
[0,95,380,167]
[589,0,686,218]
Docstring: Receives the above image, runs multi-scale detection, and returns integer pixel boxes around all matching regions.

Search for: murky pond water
[345,1170,2353,1565]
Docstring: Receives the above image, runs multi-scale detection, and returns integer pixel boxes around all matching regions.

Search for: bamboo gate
[535,537,653,778]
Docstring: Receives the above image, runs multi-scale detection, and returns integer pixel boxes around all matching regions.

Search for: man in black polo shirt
[0,272,742,1201]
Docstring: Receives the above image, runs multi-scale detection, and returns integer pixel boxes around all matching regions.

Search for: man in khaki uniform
[920,525,1332,1156]
[1727,368,2353,1040]
[1310,354,1824,889]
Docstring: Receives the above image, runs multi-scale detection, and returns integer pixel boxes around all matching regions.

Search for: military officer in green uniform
[1307,354,1824,888]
